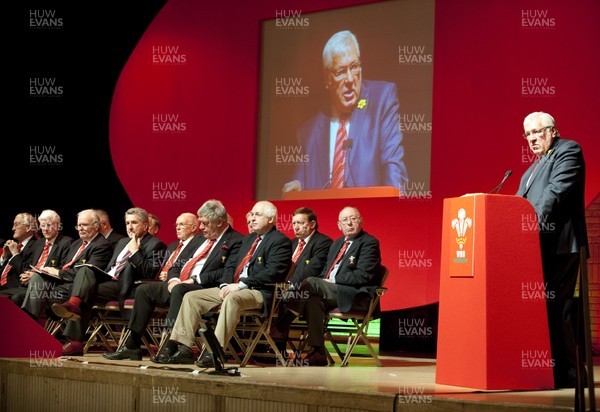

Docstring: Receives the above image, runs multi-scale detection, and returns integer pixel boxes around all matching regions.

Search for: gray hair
[125,207,149,224]
[38,209,61,225]
[197,199,227,222]
[322,30,360,69]
[523,111,560,137]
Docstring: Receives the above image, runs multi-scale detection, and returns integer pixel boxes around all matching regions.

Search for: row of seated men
[0,200,385,367]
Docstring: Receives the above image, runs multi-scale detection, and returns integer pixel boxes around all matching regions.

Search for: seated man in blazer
[50,207,166,356]
[0,210,73,306]
[271,206,385,366]
[103,200,243,361]
[0,212,39,301]
[158,200,292,365]
[21,209,114,355]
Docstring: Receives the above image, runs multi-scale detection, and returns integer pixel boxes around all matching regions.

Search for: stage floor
[1,350,597,412]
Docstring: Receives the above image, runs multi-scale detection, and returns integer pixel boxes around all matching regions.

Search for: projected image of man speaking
[282,30,409,193]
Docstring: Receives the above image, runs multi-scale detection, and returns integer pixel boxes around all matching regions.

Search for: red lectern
[435,194,554,390]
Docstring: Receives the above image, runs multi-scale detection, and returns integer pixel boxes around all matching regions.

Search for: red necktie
[178,239,216,281]
[35,241,51,269]
[1,242,22,286]
[161,242,184,273]
[62,241,88,270]
[233,235,262,283]
[292,239,305,263]
[325,240,350,279]
[112,249,132,280]
[331,119,348,189]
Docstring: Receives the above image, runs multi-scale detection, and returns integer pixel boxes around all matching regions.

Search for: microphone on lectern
[488,170,512,194]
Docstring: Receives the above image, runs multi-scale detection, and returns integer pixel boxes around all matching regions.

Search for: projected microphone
[488,170,512,194]
[343,138,354,187]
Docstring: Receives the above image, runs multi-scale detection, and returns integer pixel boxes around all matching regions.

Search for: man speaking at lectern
[516,111,588,388]
[282,30,408,193]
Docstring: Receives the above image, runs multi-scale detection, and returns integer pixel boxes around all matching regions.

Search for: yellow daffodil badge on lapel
[357,99,367,109]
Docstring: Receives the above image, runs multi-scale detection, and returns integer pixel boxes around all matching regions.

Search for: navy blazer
[29,234,74,270]
[58,234,113,282]
[106,233,166,281]
[165,233,206,280]
[294,80,408,190]
[106,233,166,302]
[167,227,244,288]
[288,231,332,287]
[516,138,588,258]
[323,230,384,312]
[0,236,37,289]
[223,227,292,316]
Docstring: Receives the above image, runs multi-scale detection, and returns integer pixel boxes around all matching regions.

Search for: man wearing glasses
[271,206,385,366]
[516,111,588,388]
[282,30,408,193]
[21,209,114,354]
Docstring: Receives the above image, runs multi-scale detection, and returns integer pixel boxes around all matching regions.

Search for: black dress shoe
[102,347,142,361]
[269,324,288,340]
[52,302,81,321]
[150,347,175,364]
[196,352,215,368]
[305,350,328,366]
[163,350,194,364]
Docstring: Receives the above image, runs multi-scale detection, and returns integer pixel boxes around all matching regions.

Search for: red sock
[68,296,82,307]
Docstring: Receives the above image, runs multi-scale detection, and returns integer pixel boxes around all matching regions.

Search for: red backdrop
[109,0,600,312]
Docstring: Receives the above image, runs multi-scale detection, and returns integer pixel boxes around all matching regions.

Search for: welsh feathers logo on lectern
[451,208,472,262]
[447,197,475,277]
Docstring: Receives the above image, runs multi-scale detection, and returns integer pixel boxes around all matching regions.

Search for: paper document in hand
[74,263,115,279]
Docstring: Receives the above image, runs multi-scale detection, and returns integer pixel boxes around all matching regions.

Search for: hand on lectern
[282,180,301,193]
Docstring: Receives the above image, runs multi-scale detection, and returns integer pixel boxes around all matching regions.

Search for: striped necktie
[233,235,261,283]
[0,242,22,286]
[35,241,51,269]
[331,120,348,188]
[62,241,88,270]
[179,239,216,281]
[325,240,350,279]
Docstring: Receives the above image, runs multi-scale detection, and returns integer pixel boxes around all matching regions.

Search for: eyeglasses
[339,216,360,224]
[329,61,361,81]
[74,223,93,230]
[523,126,552,139]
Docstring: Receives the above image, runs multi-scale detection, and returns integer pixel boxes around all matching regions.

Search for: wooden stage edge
[0,352,596,412]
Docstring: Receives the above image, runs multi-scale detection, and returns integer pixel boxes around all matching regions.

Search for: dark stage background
[4,0,600,352]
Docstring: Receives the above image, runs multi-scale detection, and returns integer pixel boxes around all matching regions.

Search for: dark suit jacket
[105,233,167,303]
[164,234,205,278]
[516,138,588,261]
[322,230,384,312]
[223,226,292,316]
[197,226,243,288]
[165,228,243,287]
[58,234,113,282]
[294,80,408,190]
[288,231,332,287]
[0,236,37,289]
[30,234,74,269]
[105,230,126,250]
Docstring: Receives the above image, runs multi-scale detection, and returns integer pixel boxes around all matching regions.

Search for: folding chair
[232,281,292,367]
[83,299,165,356]
[324,267,388,366]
